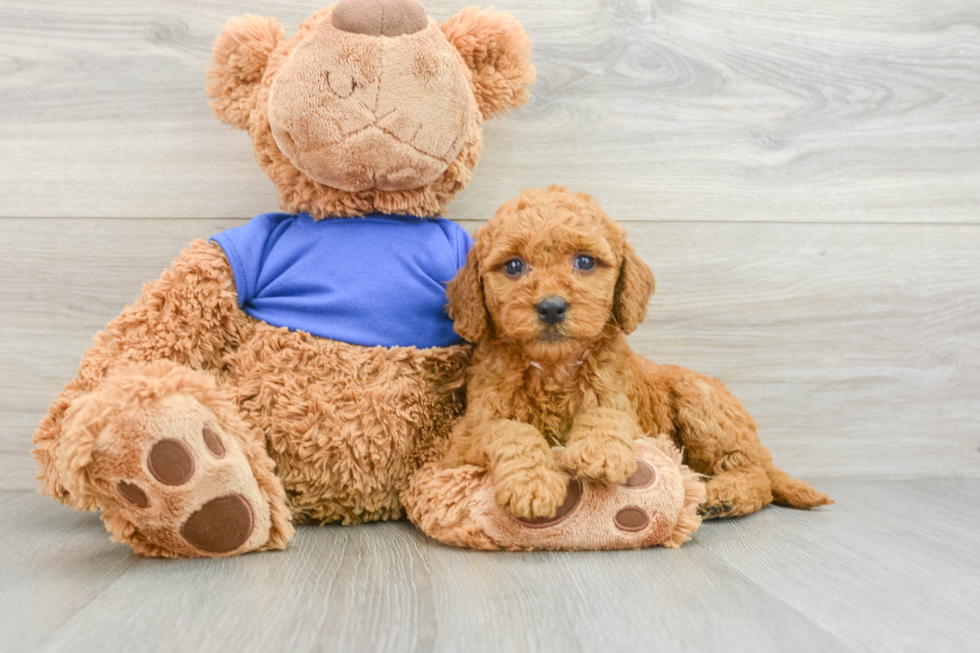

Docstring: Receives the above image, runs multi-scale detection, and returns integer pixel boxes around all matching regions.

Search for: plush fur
[404,434,705,551]
[32,0,533,558]
[444,187,833,520]
[205,2,534,217]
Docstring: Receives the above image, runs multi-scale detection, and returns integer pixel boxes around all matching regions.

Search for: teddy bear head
[206,0,535,218]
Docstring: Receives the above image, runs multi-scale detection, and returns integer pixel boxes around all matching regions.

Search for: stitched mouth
[338,120,453,165]
[275,121,453,192]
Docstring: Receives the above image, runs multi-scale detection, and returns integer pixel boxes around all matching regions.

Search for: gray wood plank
[0,218,235,491]
[415,533,847,653]
[2,480,978,652]
[0,491,137,653]
[2,218,979,490]
[0,1,978,221]
[702,480,980,652]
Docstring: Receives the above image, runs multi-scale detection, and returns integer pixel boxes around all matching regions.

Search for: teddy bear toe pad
[96,394,269,556]
[623,460,656,488]
[146,439,196,485]
[613,506,651,532]
[515,478,583,528]
[116,481,149,508]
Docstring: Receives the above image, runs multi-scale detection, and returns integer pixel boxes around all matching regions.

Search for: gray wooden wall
[2,0,978,491]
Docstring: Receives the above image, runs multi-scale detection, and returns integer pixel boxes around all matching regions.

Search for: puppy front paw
[565,436,637,484]
[494,465,569,519]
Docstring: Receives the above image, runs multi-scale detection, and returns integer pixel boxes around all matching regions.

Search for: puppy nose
[536,296,569,325]
[332,0,428,37]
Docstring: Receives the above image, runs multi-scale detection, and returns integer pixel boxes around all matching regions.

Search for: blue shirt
[212,213,472,349]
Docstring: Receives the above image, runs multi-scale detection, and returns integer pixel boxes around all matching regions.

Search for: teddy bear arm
[32,239,248,504]
[97,239,247,371]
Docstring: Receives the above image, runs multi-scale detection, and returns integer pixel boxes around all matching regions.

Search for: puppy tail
[764,460,833,509]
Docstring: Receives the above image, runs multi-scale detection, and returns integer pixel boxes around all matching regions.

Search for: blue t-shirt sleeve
[437,219,474,272]
[211,213,281,305]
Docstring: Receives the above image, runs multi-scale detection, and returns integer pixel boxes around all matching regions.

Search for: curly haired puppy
[446,186,831,520]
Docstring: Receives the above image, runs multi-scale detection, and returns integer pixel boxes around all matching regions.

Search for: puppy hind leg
[635,363,832,517]
[661,366,774,518]
[700,466,773,519]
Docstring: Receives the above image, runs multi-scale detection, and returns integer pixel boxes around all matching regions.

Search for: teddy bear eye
[503,258,525,277]
[573,255,595,271]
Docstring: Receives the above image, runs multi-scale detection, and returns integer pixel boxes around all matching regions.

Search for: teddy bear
[31,0,538,558]
[32,0,717,557]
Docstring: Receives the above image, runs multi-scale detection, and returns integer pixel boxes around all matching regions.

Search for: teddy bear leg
[58,361,293,557]
[405,436,705,551]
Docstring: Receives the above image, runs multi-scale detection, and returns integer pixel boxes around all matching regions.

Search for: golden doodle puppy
[446,186,832,520]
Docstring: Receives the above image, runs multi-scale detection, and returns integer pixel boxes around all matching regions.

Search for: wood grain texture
[2,218,979,491]
[0,0,978,221]
[1,479,978,652]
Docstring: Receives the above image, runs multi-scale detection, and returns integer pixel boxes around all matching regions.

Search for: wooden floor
[2,479,978,653]
[1,0,979,651]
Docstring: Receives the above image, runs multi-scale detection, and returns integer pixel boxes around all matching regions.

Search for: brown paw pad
[147,439,195,486]
[698,502,734,519]
[202,424,225,458]
[117,481,149,508]
[515,479,583,529]
[614,506,651,532]
[623,460,656,489]
[181,495,254,553]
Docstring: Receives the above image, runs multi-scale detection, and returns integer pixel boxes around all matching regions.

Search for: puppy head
[447,186,655,360]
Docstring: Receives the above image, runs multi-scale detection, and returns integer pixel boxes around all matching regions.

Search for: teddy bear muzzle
[267,0,475,193]
[331,0,428,37]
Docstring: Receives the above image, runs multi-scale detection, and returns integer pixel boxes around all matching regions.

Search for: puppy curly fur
[446,186,832,520]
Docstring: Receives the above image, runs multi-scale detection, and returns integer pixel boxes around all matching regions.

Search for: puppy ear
[447,248,489,343]
[206,15,285,130]
[441,8,536,120]
[613,242,656,335]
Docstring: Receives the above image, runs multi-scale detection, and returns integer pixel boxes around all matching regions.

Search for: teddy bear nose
[536,296,569,325]
[332,0,428,37]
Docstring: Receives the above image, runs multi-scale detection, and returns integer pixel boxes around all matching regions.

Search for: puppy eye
[573,255,595,271]
[503,258,525,277]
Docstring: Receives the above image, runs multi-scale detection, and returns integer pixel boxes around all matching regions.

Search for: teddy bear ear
[206,15,286,131]
[441,8,536,120]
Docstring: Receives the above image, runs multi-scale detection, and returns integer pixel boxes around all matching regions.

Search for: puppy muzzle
[535,296,569,325]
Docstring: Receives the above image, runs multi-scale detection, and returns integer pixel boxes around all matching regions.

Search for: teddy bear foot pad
[89,393,274,557]
[124,431,254,553]
[406,436,705,551]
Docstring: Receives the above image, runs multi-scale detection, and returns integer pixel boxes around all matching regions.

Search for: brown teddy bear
[31,0,538,558]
